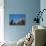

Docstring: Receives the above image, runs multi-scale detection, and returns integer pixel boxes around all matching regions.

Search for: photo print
[9,14,26,25]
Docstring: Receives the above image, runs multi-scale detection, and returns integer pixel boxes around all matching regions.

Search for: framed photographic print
[9,14,26,25]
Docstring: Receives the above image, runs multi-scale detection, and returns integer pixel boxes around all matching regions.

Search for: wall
[0,0,4,42]
[40,0,46,27]
[4,0,40,42]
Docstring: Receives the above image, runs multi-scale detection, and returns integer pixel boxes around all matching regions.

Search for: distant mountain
[9,18,25,25]
[17,19,25,25]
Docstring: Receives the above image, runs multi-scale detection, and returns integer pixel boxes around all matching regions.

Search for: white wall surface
[0,0,4,42]
[40,0,46,27]
[4,0,40,42]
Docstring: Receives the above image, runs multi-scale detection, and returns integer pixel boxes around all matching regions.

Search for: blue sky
[9,14,25,22]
